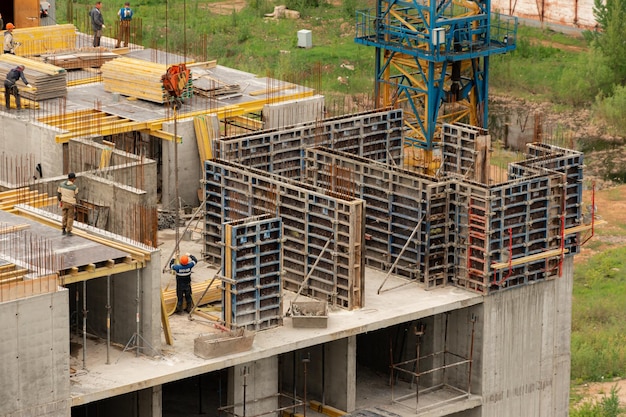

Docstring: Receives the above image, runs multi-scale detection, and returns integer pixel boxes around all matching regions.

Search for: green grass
[572,246,626,381]
[570,386,623,417]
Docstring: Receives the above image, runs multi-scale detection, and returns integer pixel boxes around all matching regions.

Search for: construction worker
[57,172,79,236]
[89,1,105,47]
[116,2,133,48]
[4,65,32,110]
[170,253,198,314]
[3,23,17,54]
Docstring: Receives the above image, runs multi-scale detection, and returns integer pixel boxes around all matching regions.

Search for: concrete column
[323,336,356,412]
[0,289,70,417]
[138,385,162,417]
[480,258,573,417]
[229,358,279,417]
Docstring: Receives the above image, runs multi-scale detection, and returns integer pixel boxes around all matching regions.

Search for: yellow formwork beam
[309,401,346,417]
[50,90,314,143]
[55,120,152,143]
[38,108,97,124]
[61,259,142,285]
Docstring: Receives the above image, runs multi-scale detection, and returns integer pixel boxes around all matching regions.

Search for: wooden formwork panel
[215,109,404,179]
[222,215,283,331]
[205,160,364,310]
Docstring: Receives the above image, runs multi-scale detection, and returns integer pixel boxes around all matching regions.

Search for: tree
[591,0,626,85]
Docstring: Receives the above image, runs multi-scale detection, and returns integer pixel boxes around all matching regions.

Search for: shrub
[571,386,623,417]
[595,84,626,135]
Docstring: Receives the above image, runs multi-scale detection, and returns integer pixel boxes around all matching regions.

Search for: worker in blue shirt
[116,2,133,48]
[170,253,198,313]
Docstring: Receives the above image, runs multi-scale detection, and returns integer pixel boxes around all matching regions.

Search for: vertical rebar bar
[106,274,111,365]
[82,280,87,370]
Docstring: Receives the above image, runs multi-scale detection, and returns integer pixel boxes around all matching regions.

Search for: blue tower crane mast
[355,0,517,170]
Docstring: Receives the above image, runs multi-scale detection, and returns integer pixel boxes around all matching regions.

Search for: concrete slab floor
[68,225,484,416]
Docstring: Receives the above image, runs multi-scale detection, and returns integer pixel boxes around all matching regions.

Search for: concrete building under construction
[0,2,593,417]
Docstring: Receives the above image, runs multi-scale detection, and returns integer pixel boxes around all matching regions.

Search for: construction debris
[194,329,255,359]
[191,62,241,98]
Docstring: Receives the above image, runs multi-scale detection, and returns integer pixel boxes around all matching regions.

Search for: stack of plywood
[0,55,67,101]
[40,48,120,69]
[101,57,193,103]
[13,24,77,57]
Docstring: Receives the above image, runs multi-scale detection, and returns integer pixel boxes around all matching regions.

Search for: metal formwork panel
[441,123,482,178]
[424,182,454,288]
[488,173,564,290]
[205,159,364,310]
[216,109,404,179]
[524,143,584,255]
[302,147,453,288]
[222,215,282,331]
[451,180,492,294]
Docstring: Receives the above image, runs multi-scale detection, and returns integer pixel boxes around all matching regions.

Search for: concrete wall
[0,116,63,182]
[263,95,325,129]
[229,359,279,417]
[492,0,596,29]
[69,138,147,173]
[0,288,70,417]
[80,172,156,236]
[161,118,203,211]
[280,337,356,412]
[480,258,572,416]
[84,249,162,354]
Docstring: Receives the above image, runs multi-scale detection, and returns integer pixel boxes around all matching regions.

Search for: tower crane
[356,0,517,172]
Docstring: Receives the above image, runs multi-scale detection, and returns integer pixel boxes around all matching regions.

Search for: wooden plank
[161,290,174,345]
[309,401,347,417]
[162,278,222,312]
[491,248,569,270]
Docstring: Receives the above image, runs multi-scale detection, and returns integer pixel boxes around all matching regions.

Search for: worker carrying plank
[170,253,198,314]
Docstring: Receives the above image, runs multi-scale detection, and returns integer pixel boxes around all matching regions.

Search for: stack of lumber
[13,24,77,57]
[162,278,222,313]
[101,57,193,103]
[0,55,67,101]
[40,47,120,70]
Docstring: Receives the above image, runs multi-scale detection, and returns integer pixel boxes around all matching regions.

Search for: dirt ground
[203,0,247,15]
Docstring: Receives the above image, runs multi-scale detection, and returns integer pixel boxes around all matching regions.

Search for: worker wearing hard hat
[170,253,198,314]
[3,22,17,54]
[4,64,32,110]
